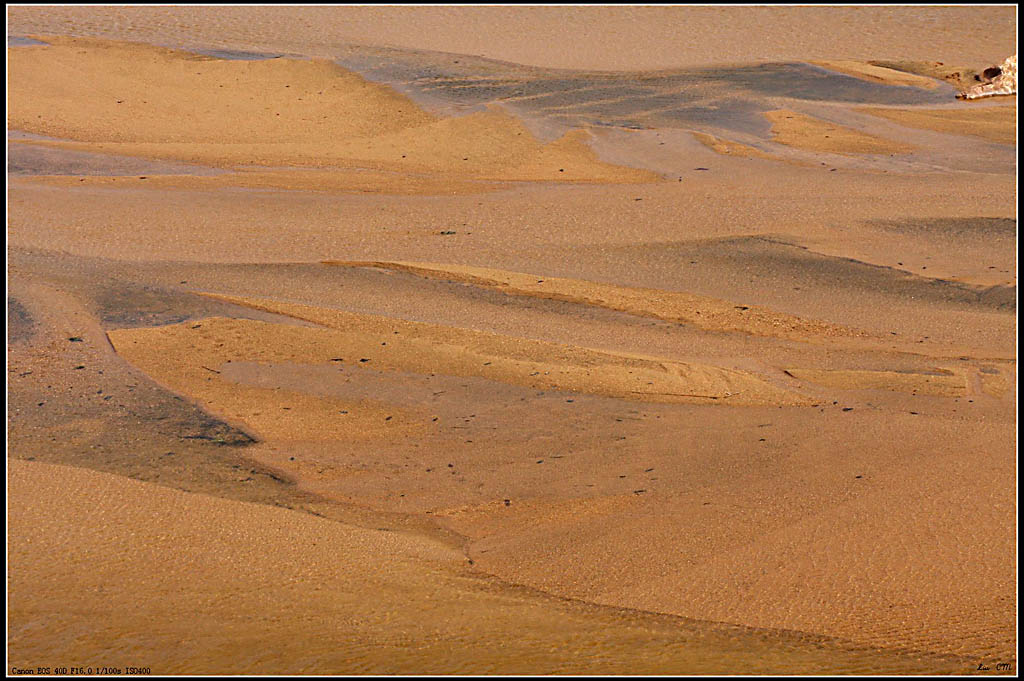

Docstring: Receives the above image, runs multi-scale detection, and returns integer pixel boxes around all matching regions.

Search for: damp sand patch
[7,140,225,177]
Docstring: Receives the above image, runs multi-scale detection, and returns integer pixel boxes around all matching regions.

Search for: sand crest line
[322,259,868,343]
[163,292,811,407]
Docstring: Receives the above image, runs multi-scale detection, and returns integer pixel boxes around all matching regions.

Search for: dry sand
[7,5,1017,71]
[809,60,943,90]
[7,6,1017,676]
[860,102,1018,145]
[764,110,917,155]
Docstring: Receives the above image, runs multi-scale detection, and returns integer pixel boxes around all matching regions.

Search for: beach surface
[7,6,1017,675]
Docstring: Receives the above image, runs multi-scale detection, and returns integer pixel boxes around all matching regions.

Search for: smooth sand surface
[764,110,917,155]
[7,7,1017,676]
[7,5,1016,71]
[860,102,1017,145]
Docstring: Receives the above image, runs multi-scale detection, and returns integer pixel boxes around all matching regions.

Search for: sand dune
[7,5,1017,675]
[7,36,433,145]
[8,37,656,185]
[18,458,927,675]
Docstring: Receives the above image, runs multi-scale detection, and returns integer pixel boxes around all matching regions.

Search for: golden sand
[8,37,656,186]
[859,103,1017,145]
[7,5,1016,71]
[17,458,874,675]
[7,10,1017,675]
[323,260,866,343]
[783,367,968,397]
[979,367,1014,398]
[764,110,916,154]
[10,163,513,196]
[108,302,806,408]
[690,131,786,162]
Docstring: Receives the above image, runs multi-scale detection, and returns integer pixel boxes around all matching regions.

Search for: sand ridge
[323,259,870,344]
[319,260,1015,364]
[783,367,968,397]
[690,131,789,163]
[108,298,809,407]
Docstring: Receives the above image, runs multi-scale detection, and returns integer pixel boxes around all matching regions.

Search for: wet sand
[7,6,1017,676]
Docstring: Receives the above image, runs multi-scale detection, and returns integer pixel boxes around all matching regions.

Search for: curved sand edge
[810,60,941,89]
[109,301,809,409]
[11,458,967,674]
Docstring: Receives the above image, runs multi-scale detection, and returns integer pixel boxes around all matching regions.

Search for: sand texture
[765,110,917,155]
[809,60,943,89]
[7,6,1017,676]
[860,103,1017,145]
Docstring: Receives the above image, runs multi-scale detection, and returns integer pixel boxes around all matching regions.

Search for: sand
[7,6,1017,676]
[7,38,655,186]
[764,110,917,155]
[860,102,1017,145]
[691,131,785,162]
[7,6,1016,71]
[783,367,968,397]
[809,60,943,89]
